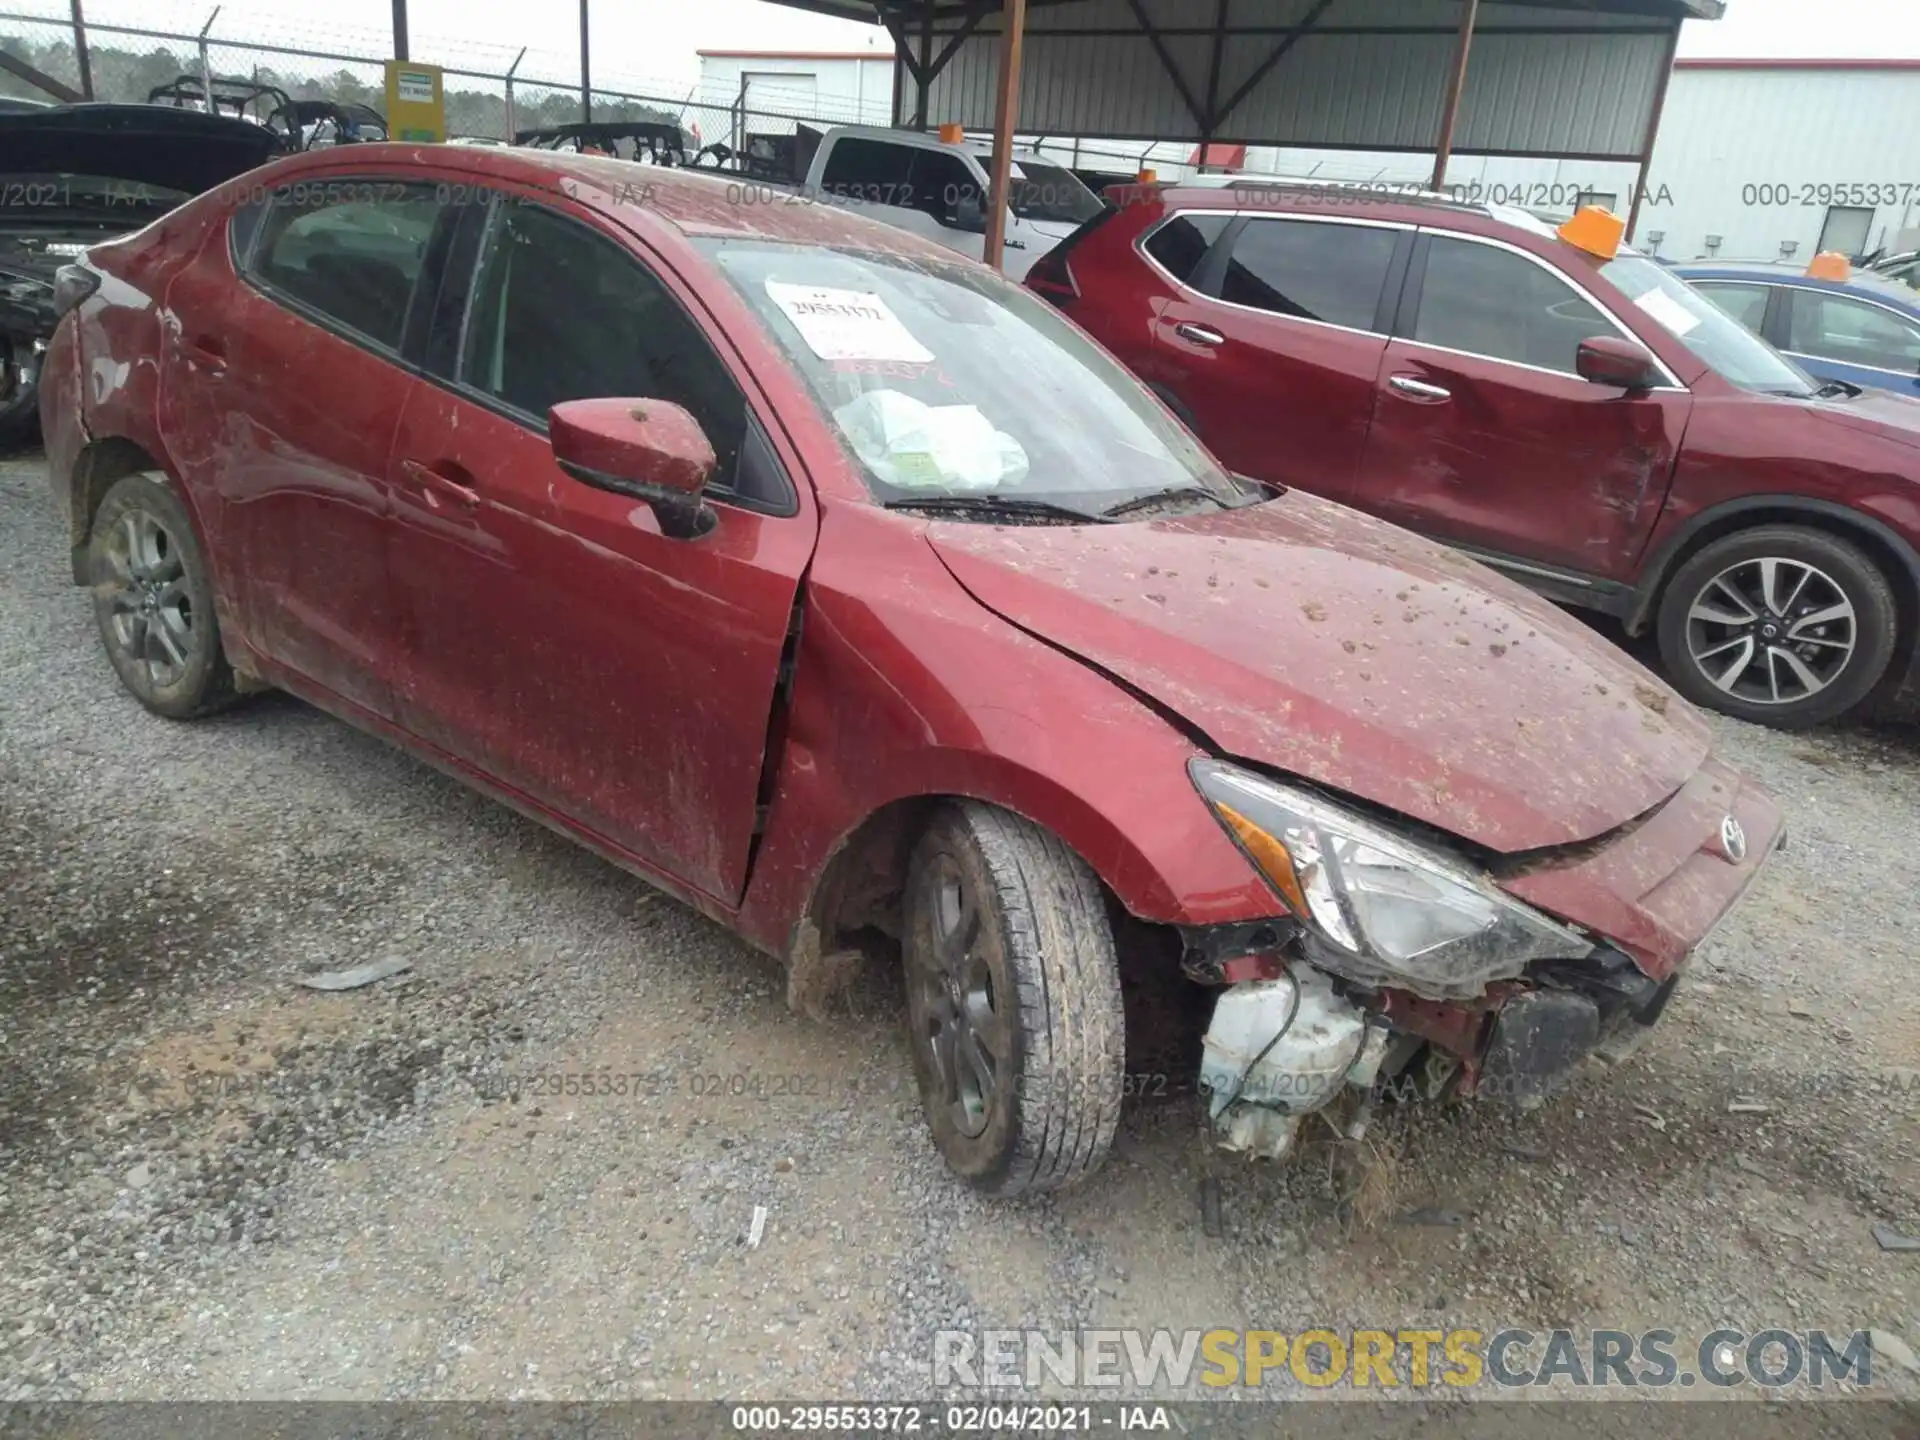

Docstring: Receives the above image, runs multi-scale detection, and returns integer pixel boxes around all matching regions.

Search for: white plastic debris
[748,1204,768,1249]
[295,956,412,991]
[832,389,1029,492]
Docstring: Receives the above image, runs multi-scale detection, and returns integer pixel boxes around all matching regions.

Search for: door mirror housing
[1576,335,1663,391]
[549,397,718,540]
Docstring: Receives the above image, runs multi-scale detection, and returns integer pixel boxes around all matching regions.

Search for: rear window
[252,184,442,350]
[1219,217,1397,331]
[1142,213,1230,285]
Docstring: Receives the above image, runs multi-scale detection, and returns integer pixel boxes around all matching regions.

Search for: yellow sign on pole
[384,59,446,143]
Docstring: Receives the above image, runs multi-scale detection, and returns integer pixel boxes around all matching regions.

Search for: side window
[1786,290,1920,374]
[251,183,443,350]
[1218,218,1397,331]
[819,139,915,203]
[1694,282,1770,334]
[459,202,752,497]
[1142,213,1230,285]
[228,197,268,268]
[909,149,981,225]
[1413,235,1612,374]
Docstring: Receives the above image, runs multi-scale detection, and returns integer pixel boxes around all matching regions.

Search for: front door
[1353,231,1690,584]
[1148,214,1405,497]
[383,190,817,903]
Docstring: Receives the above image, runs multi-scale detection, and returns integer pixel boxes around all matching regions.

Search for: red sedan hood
[926,492,1711,854]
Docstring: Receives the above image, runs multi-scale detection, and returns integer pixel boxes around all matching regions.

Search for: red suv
[1031,182,1920,729]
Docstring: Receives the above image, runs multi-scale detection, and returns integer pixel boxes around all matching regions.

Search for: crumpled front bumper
[1197,757,1786,1157]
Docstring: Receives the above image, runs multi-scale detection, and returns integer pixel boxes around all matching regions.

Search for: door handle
[185,336,227,374]
[1388,374,1452,402]
[1005,238,1027,250]
[399,458,481,511]
[1174,322,1225,347]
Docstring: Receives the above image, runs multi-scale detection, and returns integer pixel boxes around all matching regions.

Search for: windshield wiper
[883,494,1109,524]
[1100,485,1231,519]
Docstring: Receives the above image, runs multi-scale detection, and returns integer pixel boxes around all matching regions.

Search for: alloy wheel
[1684,556,1856,707]
[907,859,1009,1140]
[100,509,198,690]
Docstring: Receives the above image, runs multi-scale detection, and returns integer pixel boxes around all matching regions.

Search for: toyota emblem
[1719,815,1748,864]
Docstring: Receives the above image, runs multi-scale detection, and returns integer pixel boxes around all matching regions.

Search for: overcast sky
[21,0,1920,92]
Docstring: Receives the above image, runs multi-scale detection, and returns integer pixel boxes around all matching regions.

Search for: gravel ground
[0,451,1915,1409]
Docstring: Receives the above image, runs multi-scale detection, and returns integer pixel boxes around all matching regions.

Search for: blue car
[1674,260,1920,397]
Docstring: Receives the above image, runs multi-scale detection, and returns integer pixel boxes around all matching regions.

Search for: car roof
[1145,178,1632,264]
[1672,260,1920,307]
[288,143,966,263]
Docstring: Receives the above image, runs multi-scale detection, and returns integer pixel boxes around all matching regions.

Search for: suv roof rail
[1173,173,1454,200]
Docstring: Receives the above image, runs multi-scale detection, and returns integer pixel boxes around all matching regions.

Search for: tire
[1656,524,1898,729]
[902,802,1126,1196]
[0,334,38,454]
[87,473,241,720]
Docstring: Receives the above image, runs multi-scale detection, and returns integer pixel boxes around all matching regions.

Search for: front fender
[733,504,1277,961]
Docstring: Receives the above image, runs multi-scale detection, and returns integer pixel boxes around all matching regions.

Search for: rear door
[1352,230,1691,586]
[1145,212,1408,497]
[382,187,817,904]
[164,179,450,718]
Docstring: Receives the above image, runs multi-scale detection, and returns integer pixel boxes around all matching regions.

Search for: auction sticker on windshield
[765,281,933,364]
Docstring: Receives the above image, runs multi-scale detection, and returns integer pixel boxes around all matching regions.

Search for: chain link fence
[0,5,705,140]
[1,4,1171,180]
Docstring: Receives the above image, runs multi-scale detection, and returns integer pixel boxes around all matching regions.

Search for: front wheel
[1655,525,1898,729]
[902,803,1126,1196]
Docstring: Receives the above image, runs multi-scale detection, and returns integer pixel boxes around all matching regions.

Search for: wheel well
[1633,506,1920,665]
[781,794,1186,1024]
[67,437,164,584]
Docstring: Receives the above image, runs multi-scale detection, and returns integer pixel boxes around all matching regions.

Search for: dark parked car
[1030,181,1920,729]
[1,103,283,446]
[1676,259,1920,399]
[42,144,1782,1193]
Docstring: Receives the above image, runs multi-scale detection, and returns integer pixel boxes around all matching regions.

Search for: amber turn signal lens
[1215,802,1310,917]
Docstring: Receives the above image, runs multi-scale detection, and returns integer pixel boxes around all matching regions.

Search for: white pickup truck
[747,124,1108,280]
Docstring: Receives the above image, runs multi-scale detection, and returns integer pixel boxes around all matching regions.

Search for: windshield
[1600,253,1818,396]
[697,239,1239,516]
[1006,159,1103,227]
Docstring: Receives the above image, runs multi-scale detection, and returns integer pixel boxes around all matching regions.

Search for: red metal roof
[1188,143,1247,170]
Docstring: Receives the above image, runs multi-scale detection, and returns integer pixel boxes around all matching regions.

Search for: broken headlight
[1191,760,1593,996]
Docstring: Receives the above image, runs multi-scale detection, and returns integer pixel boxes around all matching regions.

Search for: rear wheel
[1656,525,1897,729]
[87,473,240,719]
[902,802,1125,1196]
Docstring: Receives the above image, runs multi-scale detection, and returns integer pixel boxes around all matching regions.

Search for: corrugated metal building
[1231,59,1920,263]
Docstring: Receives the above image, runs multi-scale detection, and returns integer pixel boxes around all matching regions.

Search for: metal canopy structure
[368,0,1725,268]
[746,0,1722,263]
[821,0,1720,157]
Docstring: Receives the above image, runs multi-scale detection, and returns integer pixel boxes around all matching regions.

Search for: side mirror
[1576,335,1662,391]
[947,194,987,233]
[549,397,718,540]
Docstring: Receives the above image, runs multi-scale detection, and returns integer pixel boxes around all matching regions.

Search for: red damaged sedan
[40,144,1783,1194]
